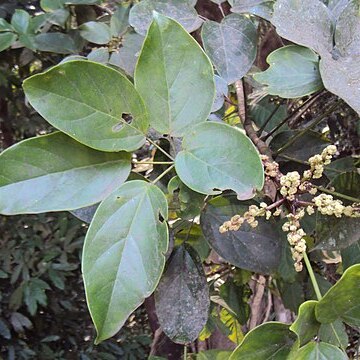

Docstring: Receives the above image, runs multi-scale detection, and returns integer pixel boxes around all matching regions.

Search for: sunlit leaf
[289,341,347,359]
[82,180,168,343]
[23,60,148,152]
[175,122,264,199]
[0,132,131,215]
[316,264,360,327]
[253,46,323,98]
[135,14,214,136]
[231,0,275,20]
[230,322,297,359]
[79,21,112,45]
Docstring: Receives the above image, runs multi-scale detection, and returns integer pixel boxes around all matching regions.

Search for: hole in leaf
[112,113,133,132]
[158,211,165,223]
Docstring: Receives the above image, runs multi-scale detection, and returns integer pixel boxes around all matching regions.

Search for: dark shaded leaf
[201,196,281,274]
[155,244,209,344]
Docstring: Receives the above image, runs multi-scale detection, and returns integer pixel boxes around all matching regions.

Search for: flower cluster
[261,155,279,178]
[219,203,271,233]
[303,145,337,180]
[313,194,360,218]
[282,209,307,272]
[280,171,301,200]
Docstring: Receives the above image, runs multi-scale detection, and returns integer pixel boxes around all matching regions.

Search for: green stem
[303,252,322,301]
[257,103,281,135]
[132,160,174,165]
[313,185,360,203]
[147,137,174,161]
[151,164,175,185]
[183,345,187,360]
[274,101,339,156]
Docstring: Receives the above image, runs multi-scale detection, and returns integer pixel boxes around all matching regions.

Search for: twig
[249,275,266,329]
[303,252,322,301]
[313,185,360,203]
[262,90,325,141]
[147,137,174,161]
[257,103,281,135]
[151,164,175,185]
[263,287,273,323]
[235,80,272,157]
[274,101,339,156]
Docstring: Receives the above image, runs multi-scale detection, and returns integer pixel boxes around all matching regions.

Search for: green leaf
[318,320,348,350]
[201,196,281,274]
[335,0,360,57]
[0,19,14,32]
[135,14,214,136]
[289,341,347,360]
[23,60,148,152]
[229,322,297,359]
[40,0,64,11]
[0,32,16,52]
[129,0,202,36]
[87,47,109,63]
[231,0,274,20]
[341,240,360,270]
[10,312,33,333]
[155,244,209,344]
[0,132,130,215]
[34,33,79,54]
[315,264,360,327]
[272,0,333,55]
[290,300,319,346]
[11,9,30,34]
[219,308,244,344]
[110,5,130,36]
[314,213,360,250]
[197,350,233,360]
[82,180,168,343]
[0,319,11,339]
[63,0,100,4]
[79,21,112,45]
[175,122,264,198]
[201,14,257,84]
[329,171,360,201]
[319,53,360,115]
[253,46,323,98]
[212,75,228,112]
[24,278,50,315]
[173,222,210,261]
[219,279,250,324]
[324,157,356,181]
[328,0,349,19]
[270,130,330,161]
[109,32,144,77]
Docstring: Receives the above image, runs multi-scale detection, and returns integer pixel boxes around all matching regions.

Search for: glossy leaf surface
[135,14,214,136]
[290,341,347,360]
[175,122,264,199]
[0,132,130,215]
[315,264,360,327]
[82,180,168,343]
[201,14,257,84]
[253,46,323,98]
[230,322,297,359]
[23,60,148,152]
[155,245,209,344]
[201,196,281,274]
